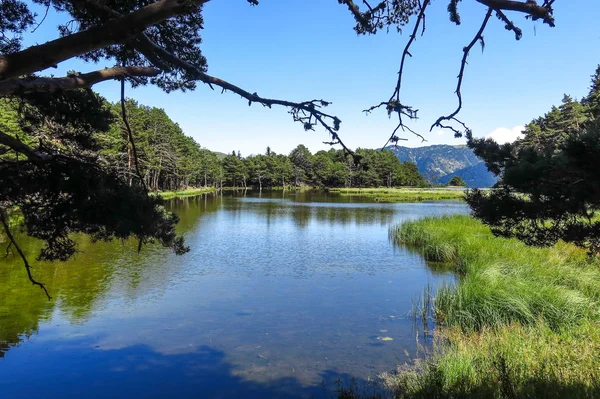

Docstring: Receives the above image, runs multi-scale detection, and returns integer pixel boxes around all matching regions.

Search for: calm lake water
[0,192,467,398]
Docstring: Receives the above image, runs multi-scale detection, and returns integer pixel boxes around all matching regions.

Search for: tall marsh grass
[383,215,600,398]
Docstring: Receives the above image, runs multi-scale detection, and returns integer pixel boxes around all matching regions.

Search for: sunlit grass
[157,187,215,199]
[382,215,600,398]
[329,187,466,202]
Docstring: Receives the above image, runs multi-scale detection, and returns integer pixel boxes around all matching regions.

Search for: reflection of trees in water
[287,205,396,227]
[0,196,220,357]
[167,194,221,233]
[0,234,117,357]
[222,194,397,228]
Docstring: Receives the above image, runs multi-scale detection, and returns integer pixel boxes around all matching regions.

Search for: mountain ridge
[384,144,496,187]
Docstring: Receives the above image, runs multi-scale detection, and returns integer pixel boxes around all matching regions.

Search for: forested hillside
[0,98,426,191]
[386,144,496,187]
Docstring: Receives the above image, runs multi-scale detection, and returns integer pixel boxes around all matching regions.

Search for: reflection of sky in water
[0,193,467,398]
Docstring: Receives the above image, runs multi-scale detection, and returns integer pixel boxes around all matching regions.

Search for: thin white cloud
[486,126,525,144]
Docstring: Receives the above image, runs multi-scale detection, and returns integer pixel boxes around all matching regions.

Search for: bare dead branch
[494,8,522,40]
[31,4,51,33]
[364,0,430,149]
[431,8,493,137]
[0,66,160,97]
[0,208,51,300]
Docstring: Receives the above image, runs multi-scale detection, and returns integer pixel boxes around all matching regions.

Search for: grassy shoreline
[383,215,600,398]
[156,187,216,199]
[329,187,466,202]
[157,187,467,202]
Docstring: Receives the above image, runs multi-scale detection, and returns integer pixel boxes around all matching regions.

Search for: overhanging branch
[0,67,160,97]
[0,0,209,81]
[65,1,351,152]
[476,0,555,26]
[0,130,52,162]
[363,0,431,147]
[0,208,51,300]
[431,8,493,137]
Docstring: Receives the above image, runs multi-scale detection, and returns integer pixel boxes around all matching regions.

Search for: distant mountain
[438,162,497,188]
[385,144,496,188]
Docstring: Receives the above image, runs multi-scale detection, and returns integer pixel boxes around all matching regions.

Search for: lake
[0,191,467,398]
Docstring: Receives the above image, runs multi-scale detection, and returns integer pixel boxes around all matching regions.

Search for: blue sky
[26,0,600,155]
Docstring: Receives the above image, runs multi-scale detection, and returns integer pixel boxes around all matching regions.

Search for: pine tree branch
[0,66,160,97]
[0,0,210,81]
[476,0,555,26]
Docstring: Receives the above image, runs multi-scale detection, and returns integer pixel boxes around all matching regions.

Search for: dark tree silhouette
[466,66,600,254]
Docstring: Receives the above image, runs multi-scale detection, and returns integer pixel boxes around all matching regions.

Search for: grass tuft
[381,215,600,398]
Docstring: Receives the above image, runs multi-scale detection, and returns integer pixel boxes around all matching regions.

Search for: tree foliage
[448,176,466,187]
[467,66,600,254]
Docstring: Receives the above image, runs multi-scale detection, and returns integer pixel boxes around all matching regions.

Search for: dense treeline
[222,145,426,190]
[1,98,426,192]
[108,101,427,190]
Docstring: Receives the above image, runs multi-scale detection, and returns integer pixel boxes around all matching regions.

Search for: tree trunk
[127,144,134,186]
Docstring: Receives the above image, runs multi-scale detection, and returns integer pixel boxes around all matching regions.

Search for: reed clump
[384,215,600,398]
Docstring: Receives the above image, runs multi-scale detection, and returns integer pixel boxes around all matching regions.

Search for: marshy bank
[158,187,467,202]
[380,215,600,398]
[328,188,466,202]
[157,187,216,199]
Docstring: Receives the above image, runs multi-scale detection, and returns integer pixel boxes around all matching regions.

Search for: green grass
[382,215,600,398]
[329,187,466,202]
[157,187,215,199]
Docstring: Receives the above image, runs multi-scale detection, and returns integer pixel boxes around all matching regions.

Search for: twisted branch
[0,208,51,300]
[364,0,431,148]
[431,8,493,137]
[0,66,160,97]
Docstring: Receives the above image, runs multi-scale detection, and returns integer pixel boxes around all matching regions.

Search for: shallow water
[0,191,467,398]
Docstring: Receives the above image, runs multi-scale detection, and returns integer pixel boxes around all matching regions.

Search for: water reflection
[0,192,467,397]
